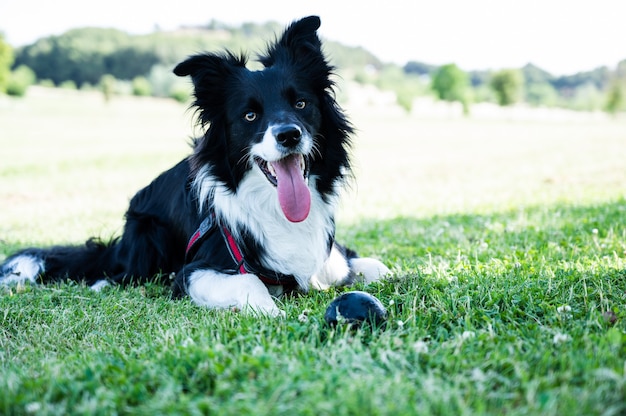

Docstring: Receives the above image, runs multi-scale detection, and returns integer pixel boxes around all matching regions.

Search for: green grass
[1,88,626,415]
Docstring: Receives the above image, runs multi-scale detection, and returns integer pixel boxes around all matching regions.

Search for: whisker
[311,134,324,160]
[237,145,255,168]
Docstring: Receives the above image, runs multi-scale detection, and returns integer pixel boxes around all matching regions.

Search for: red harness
[185,214,298,288]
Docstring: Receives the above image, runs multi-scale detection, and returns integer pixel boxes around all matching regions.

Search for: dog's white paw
[309,245,351,290]
[0,255,44,286]
[350,257,391,284]
[90,280,112,292]
[241,299,286,318]
[187,270,284,317]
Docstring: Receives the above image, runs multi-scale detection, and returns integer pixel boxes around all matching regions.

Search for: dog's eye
[294,100,306,110]
[244,111,257,122]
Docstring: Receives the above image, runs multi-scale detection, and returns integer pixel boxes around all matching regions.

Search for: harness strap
[185,212,297,287]
[185,215,215,256]
[221,225,247,275]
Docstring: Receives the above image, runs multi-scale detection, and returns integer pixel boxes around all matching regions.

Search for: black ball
[324,291,387,328]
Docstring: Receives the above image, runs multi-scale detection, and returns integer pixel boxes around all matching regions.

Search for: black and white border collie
[0,16,389,316]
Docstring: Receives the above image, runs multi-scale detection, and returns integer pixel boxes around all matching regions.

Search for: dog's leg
[185,269,284,317]
[350,257,391,284]
[310,244,391,290]
[310,245,351,290]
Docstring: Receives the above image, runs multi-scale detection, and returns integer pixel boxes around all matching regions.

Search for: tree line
[1,22,625,113]
[1,23,382,102]
[404,59,625,113]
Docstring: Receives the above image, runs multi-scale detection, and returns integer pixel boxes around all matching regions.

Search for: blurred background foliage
[1,21,625,114]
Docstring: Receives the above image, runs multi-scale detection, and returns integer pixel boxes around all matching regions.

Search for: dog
[0,16,390,316]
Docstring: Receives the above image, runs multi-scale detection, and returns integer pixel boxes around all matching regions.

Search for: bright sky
[1,0,624,75]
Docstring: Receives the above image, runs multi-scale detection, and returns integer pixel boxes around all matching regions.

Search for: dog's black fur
[0,16,388,315]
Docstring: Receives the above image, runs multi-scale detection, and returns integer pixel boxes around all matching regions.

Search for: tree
[605,80,624,114]
[6,65,36,97]
[0,34,14,93]
[616,59,626,79]
[431,63,470,114]
[521,63,554,85]
[525,82,558,107]
[490,69,524,106]
[14,28,144,87]
[132,76,152,96]
[404,61,437,76]
[601,60,626,114]
[373,65,428,112]
[570,83,603,111]
[100,74,117,102]
[551,66,610,92]
[522,64,557,107]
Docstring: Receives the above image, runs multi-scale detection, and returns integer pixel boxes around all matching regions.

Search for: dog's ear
[277,15,322,53]
[174,53,246,124]
[260,16,324,68]
[174,52,246,88]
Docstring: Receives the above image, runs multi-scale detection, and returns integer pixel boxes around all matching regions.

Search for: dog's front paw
[350,257,391,284]
[186,270,284,317]
[236,275,285,317]
[240,297,285,318]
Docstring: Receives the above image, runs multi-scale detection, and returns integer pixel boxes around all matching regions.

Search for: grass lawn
[1,87,625,415]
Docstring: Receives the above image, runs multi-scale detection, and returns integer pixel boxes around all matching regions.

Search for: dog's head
[174,16,352,223]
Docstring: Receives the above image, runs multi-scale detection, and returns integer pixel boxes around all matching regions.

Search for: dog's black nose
[274,125,302,148]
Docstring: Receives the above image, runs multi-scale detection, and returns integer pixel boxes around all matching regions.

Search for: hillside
[13,23,382,87]
[9,21,626,113]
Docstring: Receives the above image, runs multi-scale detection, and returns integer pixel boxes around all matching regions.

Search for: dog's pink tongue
[271,155,311,223]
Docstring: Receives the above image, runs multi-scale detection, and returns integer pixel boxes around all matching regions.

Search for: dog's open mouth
[255,154,309,186]
[255,154,311,223]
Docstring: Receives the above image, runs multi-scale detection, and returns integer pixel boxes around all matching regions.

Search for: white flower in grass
[557,305,572,314]
[557,305,573,320]
[297,309,310,323]
[553,332,571,345]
